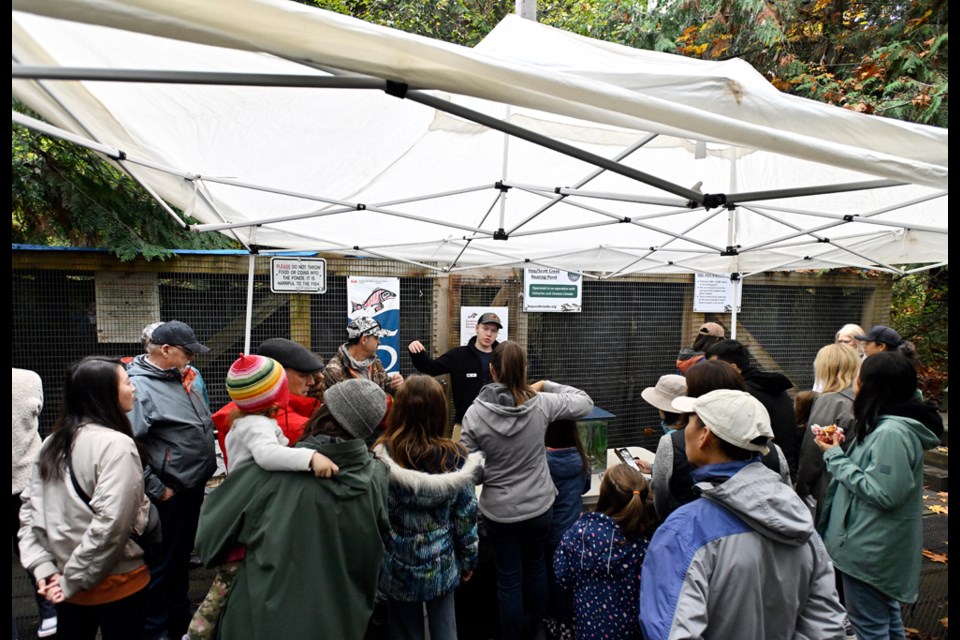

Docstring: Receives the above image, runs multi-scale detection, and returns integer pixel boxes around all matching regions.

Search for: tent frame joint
[494,228,509,240]
[702,193,727,209]
[495,181,511,192]
[385,80,408,99]
[721,246,740,256]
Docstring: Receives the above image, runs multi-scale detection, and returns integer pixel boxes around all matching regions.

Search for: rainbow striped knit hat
[226,354,290,412]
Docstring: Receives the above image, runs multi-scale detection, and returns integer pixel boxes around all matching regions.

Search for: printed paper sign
[693,273,742,313]
[523,268,583,312]
[95,272,160,343]
[346,276,400,371]
[460,307,509,346]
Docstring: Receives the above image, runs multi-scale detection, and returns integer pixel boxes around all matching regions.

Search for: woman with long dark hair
[816,352,943,640]
[18,357,153,640]
[460,341,593,640]
[373,374,482,640]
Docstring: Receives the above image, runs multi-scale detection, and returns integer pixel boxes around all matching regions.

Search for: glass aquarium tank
[577,420,608,474]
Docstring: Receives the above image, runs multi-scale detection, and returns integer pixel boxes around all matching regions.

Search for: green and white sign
[523,268,583,312]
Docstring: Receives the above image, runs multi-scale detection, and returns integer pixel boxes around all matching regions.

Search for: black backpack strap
[66,449,95,511]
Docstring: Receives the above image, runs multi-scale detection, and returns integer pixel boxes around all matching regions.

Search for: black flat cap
[256,338,324,373]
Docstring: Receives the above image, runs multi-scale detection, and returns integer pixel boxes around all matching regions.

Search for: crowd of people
[13,315,943,640]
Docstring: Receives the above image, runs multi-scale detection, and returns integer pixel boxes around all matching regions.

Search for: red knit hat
[226,354,289,412]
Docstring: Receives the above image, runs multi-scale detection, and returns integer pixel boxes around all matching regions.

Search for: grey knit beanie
[323,378,387,440]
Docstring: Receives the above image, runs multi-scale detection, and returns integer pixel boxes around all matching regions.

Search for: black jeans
[485,509,553,640]
[143,487,204,640]
[57,587,147,640]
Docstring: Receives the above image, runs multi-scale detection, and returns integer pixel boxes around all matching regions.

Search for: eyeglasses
[170,345,194,357]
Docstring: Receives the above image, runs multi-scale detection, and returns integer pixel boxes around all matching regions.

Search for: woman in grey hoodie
[460,341,593,640]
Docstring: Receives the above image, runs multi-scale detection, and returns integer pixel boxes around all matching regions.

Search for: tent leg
[729,273,740,339]
[244,254,256,354]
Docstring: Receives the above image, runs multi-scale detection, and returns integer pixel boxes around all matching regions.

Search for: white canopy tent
[12,1,948,287]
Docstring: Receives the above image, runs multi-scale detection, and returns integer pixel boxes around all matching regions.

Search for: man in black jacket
[407,311,502,440]
[706,339,799,482]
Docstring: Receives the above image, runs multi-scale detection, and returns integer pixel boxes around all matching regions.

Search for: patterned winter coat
[373,444,483,602]
[554,511,648,640]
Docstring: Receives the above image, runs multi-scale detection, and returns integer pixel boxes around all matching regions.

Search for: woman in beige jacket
[18,357,153,640]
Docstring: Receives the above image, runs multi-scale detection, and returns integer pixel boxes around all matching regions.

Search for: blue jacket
[546,446,591,547]
[554,511,647,640]
[373,445,482,602]
[640,460,845,640]
[126,354,216,497]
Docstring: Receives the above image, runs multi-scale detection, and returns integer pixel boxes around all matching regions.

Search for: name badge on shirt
[466,373,478,378]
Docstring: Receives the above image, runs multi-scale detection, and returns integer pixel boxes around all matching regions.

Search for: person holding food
[815,352,942,640]
[796,344,860,525]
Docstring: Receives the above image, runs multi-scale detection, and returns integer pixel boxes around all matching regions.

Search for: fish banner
[346,276,401,372]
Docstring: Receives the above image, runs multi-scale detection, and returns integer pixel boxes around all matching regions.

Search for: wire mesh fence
[13,248,888,444]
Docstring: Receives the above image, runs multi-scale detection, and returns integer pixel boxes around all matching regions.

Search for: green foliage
[308,0,511,46]
[890,266,948,403]
[11,100,240,261]
[536,1,685,53]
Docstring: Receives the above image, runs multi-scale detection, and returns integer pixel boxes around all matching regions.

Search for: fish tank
[577,420,608,474]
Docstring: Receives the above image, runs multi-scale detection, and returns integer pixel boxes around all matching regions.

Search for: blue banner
[346,276,401,372]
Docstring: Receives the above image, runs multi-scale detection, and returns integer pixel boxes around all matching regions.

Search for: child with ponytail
[553,463,653,640]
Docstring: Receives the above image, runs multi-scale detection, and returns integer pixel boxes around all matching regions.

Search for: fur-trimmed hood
[373,445,484,503]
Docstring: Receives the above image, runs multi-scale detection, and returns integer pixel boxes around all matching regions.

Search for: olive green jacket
[195,437,389,640]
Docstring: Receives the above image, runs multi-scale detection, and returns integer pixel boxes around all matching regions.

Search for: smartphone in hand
[616,447,640,471]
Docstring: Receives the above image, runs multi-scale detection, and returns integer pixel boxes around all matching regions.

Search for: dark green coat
[195,437,390,640]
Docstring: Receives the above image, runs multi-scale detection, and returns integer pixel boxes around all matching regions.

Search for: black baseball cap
[477,312,503,328]
[151,321,210,354]
[257,338,324,373]
[855,325,903,348]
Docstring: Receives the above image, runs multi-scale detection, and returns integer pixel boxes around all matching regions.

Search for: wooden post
[289,294,311,347]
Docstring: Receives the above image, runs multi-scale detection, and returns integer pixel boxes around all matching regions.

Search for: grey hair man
[125,320,217,640]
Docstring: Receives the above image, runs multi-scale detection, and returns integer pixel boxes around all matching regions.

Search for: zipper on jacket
[161,448,170,480]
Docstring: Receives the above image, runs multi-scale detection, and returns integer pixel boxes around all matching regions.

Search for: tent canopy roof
[12,0,948,278]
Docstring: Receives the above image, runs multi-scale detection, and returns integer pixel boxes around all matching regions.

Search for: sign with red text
[270,257,326,293]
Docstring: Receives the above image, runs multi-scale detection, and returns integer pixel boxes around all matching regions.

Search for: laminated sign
[270,257,326,294]
[523,268,583,312]
[693,273,741,313]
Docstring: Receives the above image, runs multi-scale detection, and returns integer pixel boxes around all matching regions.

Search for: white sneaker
[37,615,57,638]
[842,616,857,640]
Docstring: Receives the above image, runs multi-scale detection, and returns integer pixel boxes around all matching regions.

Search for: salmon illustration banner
[347,276,401,371]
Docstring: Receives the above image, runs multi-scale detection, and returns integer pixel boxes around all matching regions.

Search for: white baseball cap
[672,389,773,455]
